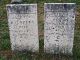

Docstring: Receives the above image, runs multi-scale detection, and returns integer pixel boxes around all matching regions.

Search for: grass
[0,0,80,60]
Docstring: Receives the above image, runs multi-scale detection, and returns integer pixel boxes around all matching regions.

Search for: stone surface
[44,3,75,55]
[6,4,39,52]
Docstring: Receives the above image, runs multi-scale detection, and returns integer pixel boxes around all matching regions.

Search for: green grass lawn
[0,0,80,60]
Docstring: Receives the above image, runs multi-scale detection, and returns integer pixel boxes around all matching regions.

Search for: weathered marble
[6,4,39,52]
[44,3,75,55]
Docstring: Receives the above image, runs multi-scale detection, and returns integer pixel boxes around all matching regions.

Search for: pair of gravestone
[6,3,75,55]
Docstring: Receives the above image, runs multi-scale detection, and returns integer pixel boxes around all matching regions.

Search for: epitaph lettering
[44,3,75,55]
[6,4,39,52]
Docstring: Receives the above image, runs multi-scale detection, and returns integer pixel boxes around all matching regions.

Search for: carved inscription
[44,3,75,55]
[6,4,39,52]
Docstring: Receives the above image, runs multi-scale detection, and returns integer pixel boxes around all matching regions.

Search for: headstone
[6,4,39,52]
[44,3,75,55]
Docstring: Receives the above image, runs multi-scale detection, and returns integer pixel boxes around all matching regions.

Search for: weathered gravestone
[6,4,39,52]
[44,3,75,55]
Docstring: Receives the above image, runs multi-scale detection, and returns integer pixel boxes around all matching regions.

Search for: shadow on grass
[0,50,73,60]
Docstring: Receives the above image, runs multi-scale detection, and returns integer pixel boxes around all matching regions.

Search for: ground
[0,0,80,60]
